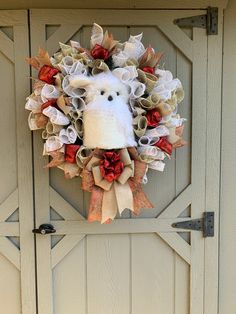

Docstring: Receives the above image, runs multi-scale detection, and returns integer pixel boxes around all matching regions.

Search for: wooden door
[30,9,222,314]
[0,10,36,314]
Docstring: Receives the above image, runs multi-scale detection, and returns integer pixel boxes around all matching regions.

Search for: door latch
[32,224,56,235]
[172,212,214,238]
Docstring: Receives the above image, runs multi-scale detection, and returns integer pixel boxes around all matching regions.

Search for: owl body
[71,72,136,149]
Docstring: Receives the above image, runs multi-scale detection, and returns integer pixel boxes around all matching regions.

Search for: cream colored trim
[0,0,229,9]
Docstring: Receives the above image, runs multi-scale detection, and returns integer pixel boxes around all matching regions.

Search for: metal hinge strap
[172,212,214,238]
[174,7,218,35]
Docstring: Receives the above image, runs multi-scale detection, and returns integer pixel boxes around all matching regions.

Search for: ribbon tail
[101,187,118,224]
[130,182,154,215]
[114,181,134,215]
[87,186,103,223]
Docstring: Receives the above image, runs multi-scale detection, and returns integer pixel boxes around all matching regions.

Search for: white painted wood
[158,185,192,218]
[53,238,86,314]
[0,237,20,270]
[0,252,21,314]
[0,10,36,314]
[190,28,207,314]
[175,254,190,314]
[0,29,14,62]
[51,235,85,268]
[158,232,191,264]
[0,222,19,236]
[30,16,54,314]
[87,234,130,314]
[46,24,82,55]
[50,187,85,220]
[0,189,18,221]
[30,9,222,314]
[219,1,236,313]
[13,12,37,313]
[51,218,193,234]
[31,9,206,62]
[204,8,223,314]
[0,0,228,9]
[132,234,175,314]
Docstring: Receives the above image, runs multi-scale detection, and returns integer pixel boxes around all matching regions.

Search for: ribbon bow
[81,148,153,223]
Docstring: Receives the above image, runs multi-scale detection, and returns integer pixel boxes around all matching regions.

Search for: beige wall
[220,0,236,313]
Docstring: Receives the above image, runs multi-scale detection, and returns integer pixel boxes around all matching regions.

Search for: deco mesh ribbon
[25,23,187,223]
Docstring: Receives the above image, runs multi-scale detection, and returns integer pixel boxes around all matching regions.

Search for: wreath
[26,23,186,223]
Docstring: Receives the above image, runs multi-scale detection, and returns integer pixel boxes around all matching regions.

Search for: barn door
[30,9,222,314]
[0,10,36,314]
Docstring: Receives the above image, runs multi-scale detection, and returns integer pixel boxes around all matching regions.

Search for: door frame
[29,8,223,314]
[0,10,36,314]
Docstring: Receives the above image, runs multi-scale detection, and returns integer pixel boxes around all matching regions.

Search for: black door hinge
[172,212,214,238]
[174,7,218,35]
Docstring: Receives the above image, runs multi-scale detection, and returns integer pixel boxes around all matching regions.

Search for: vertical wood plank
[0,253,21,314]
[13,11,37,314]
[190,28,207,314]
[29,10,219,314]
[53,238,86,314]
[87,234,130,314]
[176,51,192,196]
[219,1,236,313]
[30,11,53,314]
[204,8,223,314]
[130,25,177,218]
[132,234,174,314]
[174,254,190,314]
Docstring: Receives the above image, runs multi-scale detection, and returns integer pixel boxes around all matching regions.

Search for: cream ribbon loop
[87,148,135,223]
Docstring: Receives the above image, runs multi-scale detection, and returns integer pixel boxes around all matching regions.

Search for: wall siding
[219,0,236,313]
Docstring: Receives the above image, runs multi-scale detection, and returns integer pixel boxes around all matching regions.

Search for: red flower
[38,65,59,84]
[41,99,58,112]
[154,137,173,155]
[100,151,124,183]
[65,145,80,164]
[141,66,155,74]
[91,44,110,60]
[146,109,162,127]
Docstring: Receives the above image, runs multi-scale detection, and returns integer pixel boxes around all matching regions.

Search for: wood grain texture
[30,15,53,314]
[190,28,207,314]
[219,1,236,313]
[53,239,86,314]
[87,234,130,314]
[132,234,175,314]
[0,29,14,62]
[175,254,190,314]
[158,232,191,264]
[30,10,220,314]
[0,10,36,314]
[0,0,228,9]
[0,237,20,270]
[51,218,195,234]
[0,252,21,314]
[0,189,18,222]
[204,8,223,314]
[14,14,37,313]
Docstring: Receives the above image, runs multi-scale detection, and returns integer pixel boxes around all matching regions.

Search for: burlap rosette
[81,148,153,223]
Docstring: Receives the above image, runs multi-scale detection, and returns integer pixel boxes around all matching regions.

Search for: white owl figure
[69,72,136,149]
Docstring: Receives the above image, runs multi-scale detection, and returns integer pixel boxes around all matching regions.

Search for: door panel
[0,11,35,314]
[30,9,219,314]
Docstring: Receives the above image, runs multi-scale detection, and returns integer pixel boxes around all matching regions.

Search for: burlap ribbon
[81,148,153,223]
[88,59,109,75]
[137,69,158,93]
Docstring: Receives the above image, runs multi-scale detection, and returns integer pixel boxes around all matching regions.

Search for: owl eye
[116,92,120,96]
[100,90,105,95]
